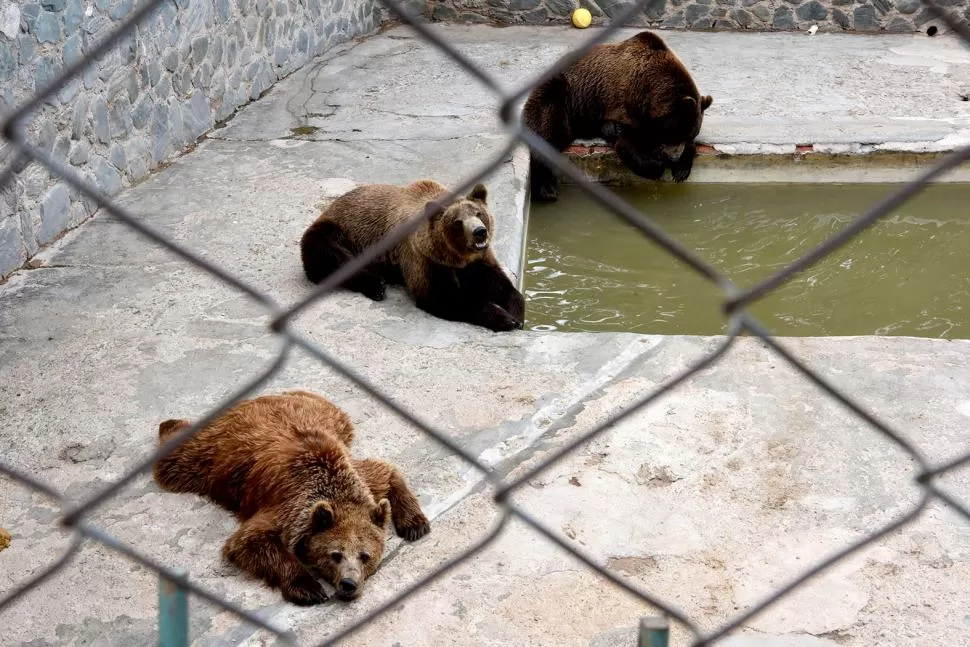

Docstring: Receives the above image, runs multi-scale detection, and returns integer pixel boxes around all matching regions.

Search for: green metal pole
[159,568,189,647]
[638,615,669,647]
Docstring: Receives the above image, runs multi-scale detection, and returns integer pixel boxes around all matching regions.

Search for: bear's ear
[371,498,391,529]
[700,95,713,112]
[424,200,445,223]
[308,500,335,533]
[467,184,488,204]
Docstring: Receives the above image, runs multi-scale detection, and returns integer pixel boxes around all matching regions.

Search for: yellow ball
[572,7,592,28]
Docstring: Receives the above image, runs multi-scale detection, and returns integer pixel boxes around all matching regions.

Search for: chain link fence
[2,0,970,644]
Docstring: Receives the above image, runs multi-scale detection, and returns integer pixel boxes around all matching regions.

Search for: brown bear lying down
[300,180,525,332]
[523,30,713,202]
[152,390,430,605]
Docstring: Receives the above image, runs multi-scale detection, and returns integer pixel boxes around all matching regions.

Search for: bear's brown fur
[152,390,430,606]
[523,31,713,202]
[300,180,525,332]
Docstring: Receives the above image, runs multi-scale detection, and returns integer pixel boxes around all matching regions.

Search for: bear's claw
[397,518,431,542]
[283,574,329,606]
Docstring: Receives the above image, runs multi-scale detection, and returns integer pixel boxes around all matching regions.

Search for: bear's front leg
[669,141,698,183]
[353,459,431,542]
[614,138,665,180]
[222,509,328,606]
[530,157,560,203]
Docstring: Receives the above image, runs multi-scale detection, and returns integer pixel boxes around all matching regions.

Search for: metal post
[638,615,669,647]
[159,568,189,647]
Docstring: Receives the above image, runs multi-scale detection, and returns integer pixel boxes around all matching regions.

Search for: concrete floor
[2,24,970,647]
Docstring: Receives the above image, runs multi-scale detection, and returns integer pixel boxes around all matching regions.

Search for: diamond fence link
[1,0,970,643]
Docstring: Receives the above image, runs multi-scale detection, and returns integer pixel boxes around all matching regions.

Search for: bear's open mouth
[473,241,488,250]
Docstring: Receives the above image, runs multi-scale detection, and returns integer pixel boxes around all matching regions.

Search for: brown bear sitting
[152,390,430,606]
[523,31,713,202]
[300,180,525,332]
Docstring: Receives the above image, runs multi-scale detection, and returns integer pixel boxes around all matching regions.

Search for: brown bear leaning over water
[523,30,713,202]
[152,390,430,605]
[300,180,525,332]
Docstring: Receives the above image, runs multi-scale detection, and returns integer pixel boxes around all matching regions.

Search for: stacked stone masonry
[0,0,382,279]
[422,0,967,35]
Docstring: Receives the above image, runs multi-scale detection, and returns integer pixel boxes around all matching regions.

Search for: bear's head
[421,184,496,266]
[628,60,713,164]
[290,498,391,601]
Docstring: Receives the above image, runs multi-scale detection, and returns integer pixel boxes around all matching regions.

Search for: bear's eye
[330,551,343,563]
[359,552,371,564]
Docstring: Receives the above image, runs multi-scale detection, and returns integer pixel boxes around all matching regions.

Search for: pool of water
[525,183,970,338]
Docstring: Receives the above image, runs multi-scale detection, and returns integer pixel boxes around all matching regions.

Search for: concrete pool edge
[557,144,970,185]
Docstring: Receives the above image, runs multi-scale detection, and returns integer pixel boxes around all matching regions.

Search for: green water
[525,183,970,338]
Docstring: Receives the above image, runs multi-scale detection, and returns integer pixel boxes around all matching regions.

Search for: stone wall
[0,0,383,279]
[424,0,967,33]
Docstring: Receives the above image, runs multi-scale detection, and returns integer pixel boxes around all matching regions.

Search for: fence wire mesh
[1,0,970,645]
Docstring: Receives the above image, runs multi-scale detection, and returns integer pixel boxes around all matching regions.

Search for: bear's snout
[661,142,686,162]
[472,226,488,246]
[336,578,360,600]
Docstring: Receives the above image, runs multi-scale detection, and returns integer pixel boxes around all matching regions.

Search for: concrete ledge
[563,143,970,184]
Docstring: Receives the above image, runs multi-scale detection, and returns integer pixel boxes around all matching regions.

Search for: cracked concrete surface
[2,23,970,647]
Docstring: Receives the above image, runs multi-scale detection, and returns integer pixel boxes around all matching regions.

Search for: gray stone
[40,0,65,9]
[83,64,98,89]
[126,136,151,179]
[831,0,852,6]
[161,48,178,73]
[895,0,920,12]
[886,15,913,31]
[53,136,71,162]
[730,7,755,25]
[148,59,162,86]
[274,44,287,67]
[92,155,122,194]
[20,3,40,32]
[109,0,134,20]
[71,96,88,139]
[38,183,72,244]
[36,120,57,155]
[34,11,60,43]
[1,3,19,38]
[91,97,110,144]
[68,140,90,165]
[131,95,153,130]
[872,0,891,14]
[914,7,935,26]
[0,41,16,82]
[118,33,136,64]
[832,7,851,27]
[34,55,59,92]
[772,5,795,28]
[191,36,209,65]
[796,0,827,20]
[597,0,635,17]
[662,10,686,26]
[64,0,83,31]
[108,143,126,171]
[509,0,540,9]
[63,34,83,67]
[109,97,133,137]
[853,4,879,30]
[216,0,231,22]
[127,69,138,102]
[643,0,667,19]
[155,74,171,102]
[94,0,108,10]
[18,34,37,65]
[83,15,109,34]
[521,7,548,22]
[713,18,734,27]
[297,29,309,53]
[0,216,24,279]
[151,102,170,163]
[57,79,80,104]
[751,4,770,20]
[686,3,711,22]
[186,90,211,137]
